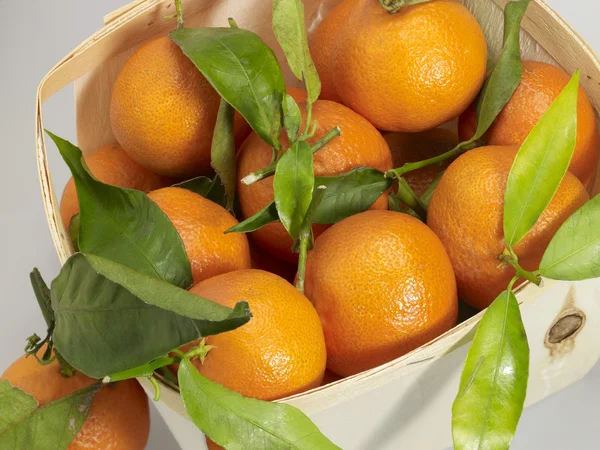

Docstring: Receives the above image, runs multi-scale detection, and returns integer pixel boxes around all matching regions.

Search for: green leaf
[313,168,393,224]
[470,0,530,142]
[283,94,302,143]
[173,176,227,208]
[225,202,280,234]
[0,381,39,431]
[211,99,236,211]
[539,194,600,280]
[178,359,340,450]
[452,289,529,450]
[272,0,321,103]
[30,268,54,329]
[503,71,580,248]
[0,380,99,449]
[274,141,314,239]
[51,253,251,378]
[46,131,193,289]
[170,28,286,148]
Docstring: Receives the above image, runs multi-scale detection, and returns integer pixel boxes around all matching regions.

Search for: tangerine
[2,348,149,450]
[427,145,590,309]
[111,36,248,178]
[304,210,458,377]
[185,269,326,400]
[458,61,600,186]
[327,0,487,131]
[147,187,251,284]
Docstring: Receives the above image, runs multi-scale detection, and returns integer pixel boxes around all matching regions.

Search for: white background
[0,1,598,449]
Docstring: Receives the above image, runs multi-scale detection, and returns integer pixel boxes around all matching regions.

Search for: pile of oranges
[6,0,597,448]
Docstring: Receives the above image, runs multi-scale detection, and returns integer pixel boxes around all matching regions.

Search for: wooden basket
[35,1,600,449]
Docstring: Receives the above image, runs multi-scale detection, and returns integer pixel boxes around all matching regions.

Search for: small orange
[110,36,249,178]
[384,128,459,196]
[304,210,458,377]
[237,99,392,263]
[147,187,251,283]
[427,145,590,310]
[458,61,600,186]
[328,0,487,131]
[185,269,326,400]
[60,143,169,229]
[309,0,358,102]
[2,347,149,450]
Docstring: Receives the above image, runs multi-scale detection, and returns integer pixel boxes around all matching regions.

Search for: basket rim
[34,0,600,417]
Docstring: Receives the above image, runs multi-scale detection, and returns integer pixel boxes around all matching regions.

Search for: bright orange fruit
[304,210,458,377]
[2,347,149,450]
[110,36,247,178]
[458,61,599,186]
[185,269,326,400]
[147,187,251,284]
[427,145,590,309]
[323,0,487,132]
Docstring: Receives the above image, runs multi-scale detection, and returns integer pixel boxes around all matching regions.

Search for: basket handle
[104,0,150,25]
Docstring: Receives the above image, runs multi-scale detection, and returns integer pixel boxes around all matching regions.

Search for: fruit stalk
[378,0,433,14]
[500,249,542,287]
[241,127,341,185]
[385,140,479,180]
[166,0,184,29]
[296,186,327,293]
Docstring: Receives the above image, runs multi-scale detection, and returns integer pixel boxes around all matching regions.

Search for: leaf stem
[228,17,238,28]
[500,249,542,287]
[296,238,310,294]
[395,178,427,220]
[310,126,341,154]
[295,186,327,293]
[174,0,184,29]
[149,376,162,401]
[378,0,433,14]
[241,127,341,185]
[385,139,480,180]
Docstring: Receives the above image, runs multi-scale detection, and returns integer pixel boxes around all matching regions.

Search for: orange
[237,99,392,263]
[147,187,251,283]
[60,143,169,229]
[2,348,149,450]
[327,0,487,132]
[111,36,248,178]
[427,145,590,310]
[185,269,326,400]
[384,128,459,196]
[304,210,458,377]
[458,61,600,186]
[309,0,358,103]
